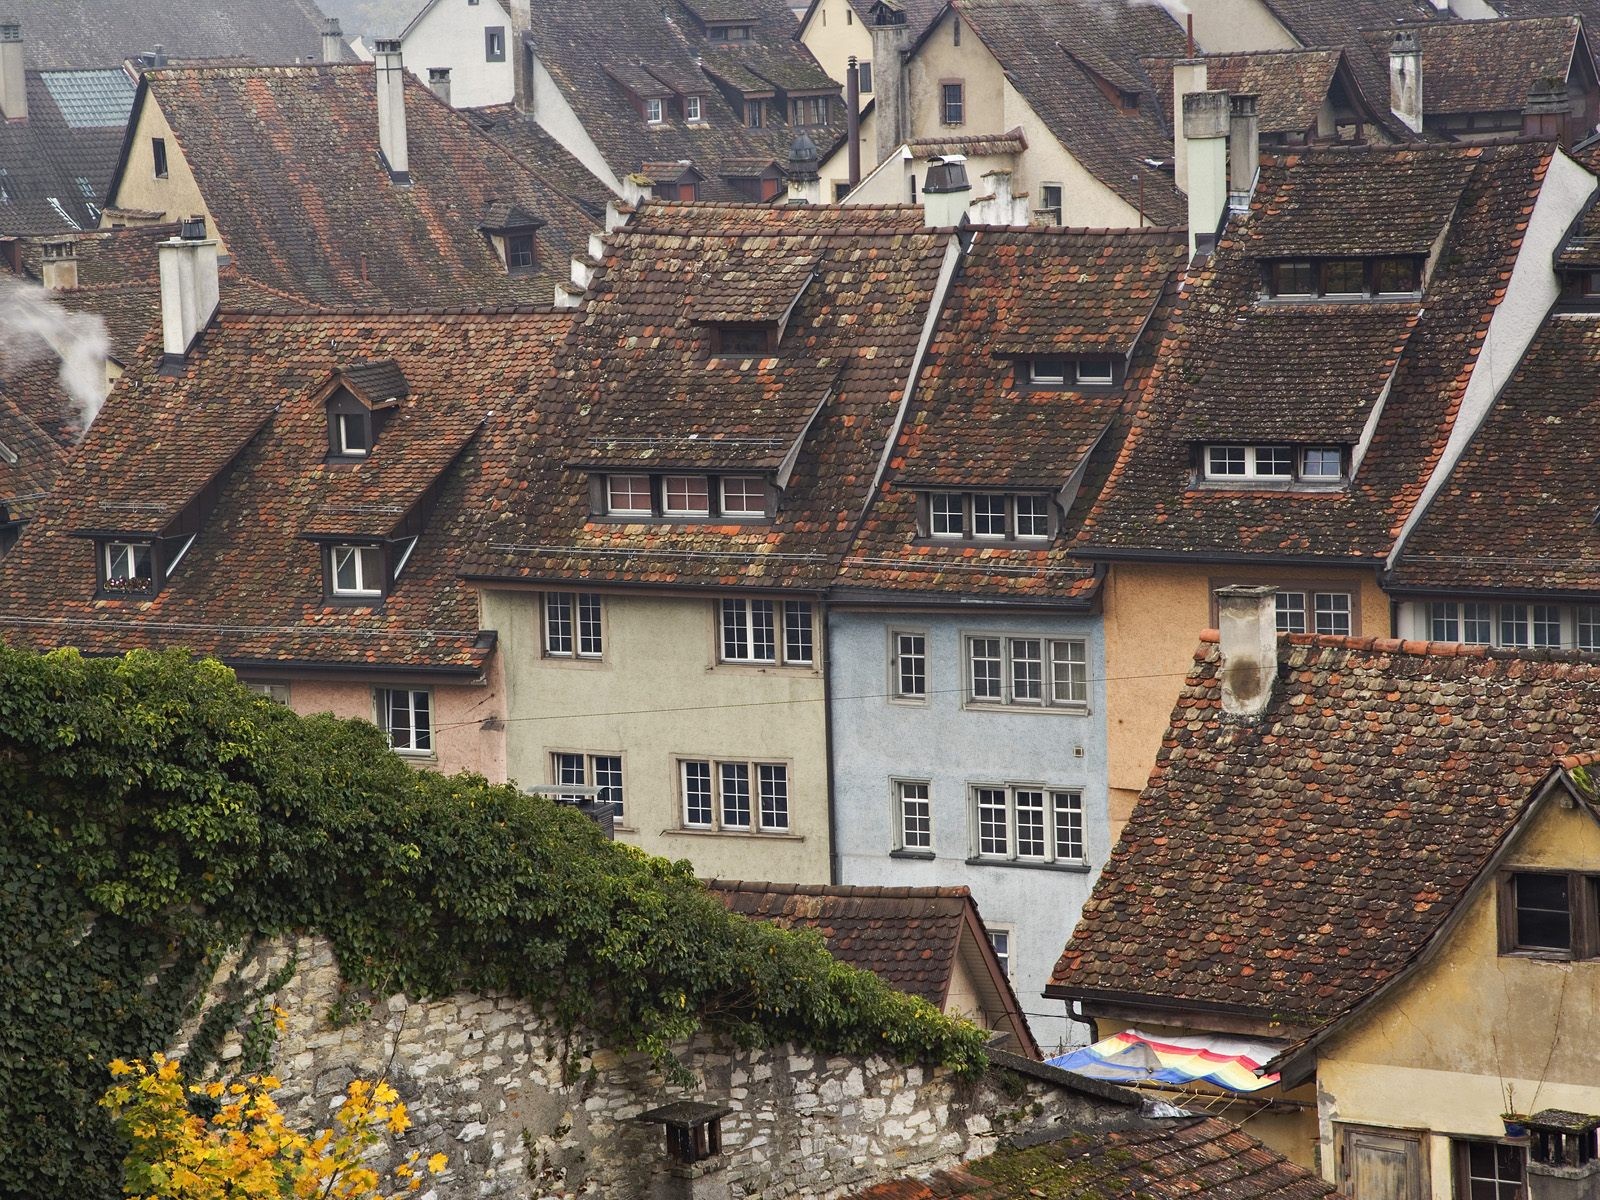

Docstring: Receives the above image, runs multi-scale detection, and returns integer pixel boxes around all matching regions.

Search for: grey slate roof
[0,70,134,234]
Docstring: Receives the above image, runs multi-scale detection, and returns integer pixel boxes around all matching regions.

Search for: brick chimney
[867,5,911,168]
[428,66,452,105]
[1389,30,1422,133]
[373,40,410,183]
[40,239,78,291]
[158,216,220,369]
[1183,90,1230,258]
[921,155,971,228]
[1171,58,1206,195]
[1216,584,1278,719]
[0,21,27,123]
[322,17,343,64]
[1228,93,1260,211]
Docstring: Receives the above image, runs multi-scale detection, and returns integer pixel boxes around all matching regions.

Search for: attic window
[923,492,1053,542]
[328,543,386,600]
[597,472,771,521]
[1026,357,1118,387]
[746,100,763,128]
[1203,444,1345,485]
[707,22,752,39]
[1265,256,1421,300]
[507,232,536,272]
[713,324,774,356]
[791,96,830,126]
[99,539,155,597]
[1497,871,1600,959]
[326,387,378,459]
[686,95,703,122]
[646,98,664,124]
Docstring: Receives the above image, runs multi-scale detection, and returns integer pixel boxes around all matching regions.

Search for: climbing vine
[0,646,987,1199]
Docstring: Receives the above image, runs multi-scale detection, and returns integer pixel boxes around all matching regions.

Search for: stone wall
[174,934,1132,1199]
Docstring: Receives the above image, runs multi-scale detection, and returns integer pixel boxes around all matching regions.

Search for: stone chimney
[0,21,27,123]
[1389,30,1423,134]
[868,7,911,168]
[1216,585,1279,719]
[785,132,822,206]
[1228,93,1260,211]
[969,168,1029,226]
[1526,1110,1600,1200]
[428,66,452,106]
[158,216,220,368]
[40,239,78,291]
[921,155,971,228]
[1183,90,1230,258]
[1523,78,1571,142]
[1171,58,1206,195]
[639,1102,733,1200]
[321,17,343,64]
[373,39,410,183]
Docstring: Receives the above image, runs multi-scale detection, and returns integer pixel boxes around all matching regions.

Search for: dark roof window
[1264,256,1421,300]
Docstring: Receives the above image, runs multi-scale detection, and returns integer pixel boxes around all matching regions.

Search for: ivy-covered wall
[0,648,986,1199]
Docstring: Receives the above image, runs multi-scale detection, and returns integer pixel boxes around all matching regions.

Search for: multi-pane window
[1026,357,1115,386]
[552,751,589,802]
[1270,590,1352,636]
[1420,600,1600,649]
[971,786,1086,863]
[606,474,653,515]
[966,636,1087,710]
[719,598,812,666]
[1301,447,1342,479]
[1314,592,1352,637]
[1267,256,1420,298]
[925,492,1052,542]
[507,232,535,271]
[664,475,711,516]
[1268,259,1315,296]
[1205,444,1336,481]
[601,473,770,520]
[1276,591,1307,634]
[1534,604,1563,648]
[376,688,432,755]
[544,592,603,658]
[720,476,767,516]
[645,97,664,123]
[1580,606,1600,651]
[102,540,155,595]
[553,752,624,811]
[1500,604,1530,649]
[1463,602,1493,645]
[987,928,1012,977]
[592,755,624,813]
[331,544,384,597]
[680,759,788,832]
[896,781,931,850]
[941,81,964,124]
[1322,258,1366,296]
[685,95,702,122]
[1498,871,1600,960]
[1455,1141,1525,1200]
[892,631,927,700]
[791,96,829,125]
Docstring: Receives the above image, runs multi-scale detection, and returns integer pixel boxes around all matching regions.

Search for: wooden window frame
[940,79,965,126]
[1497,870,1600,960]
[677,757,792,833]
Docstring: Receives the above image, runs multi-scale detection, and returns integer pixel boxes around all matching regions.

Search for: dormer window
[478,206,545,276]
[335,410,372,457]
[597,472,771,520]
[746,100,763,128]
[101,540,155,596]
[1560,270,1600,304]
[791,96,830,126]
[1202,444,1345,484]
[507,232,536,272]
[330,543,385,598]
[1265,256,1421,299]
[321,367,406,460]
[1026,356,1118,387]
[708,22,752,39]
[922,492,1054,543]
[663,475,711,516]
[686,95,703,122]
[646,97,664,124]
[606,474,653,516]
[713,324,774,356]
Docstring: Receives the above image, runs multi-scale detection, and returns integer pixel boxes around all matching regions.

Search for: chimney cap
[924,156,971,194]
[1229,92,1259,116]
[1182,89,1231,139]
[40,237,77,260]
[373,37,402,54]
[1390,28,1419,53]
[428,66,451,81]
[323,16,342,34]
[179,215,208,241]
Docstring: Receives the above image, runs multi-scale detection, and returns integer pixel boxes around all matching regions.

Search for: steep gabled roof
[848,1114,1342,1200]
[119,63,597,307]
[838,225,1185,601]
[1078,141,1554,563]
[1050,631,1600,1031]
[0,309,569,672]
[1359,15,1586,117]
[523,0,844,201]
[1387,312,1600,595]
[946,0,1187,226]
[1143,49,1367,138]
[462,201,953,591]
[0,69,134,235]
[798,0,943,43]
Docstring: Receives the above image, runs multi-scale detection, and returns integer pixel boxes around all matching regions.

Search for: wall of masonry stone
[173,934,1123,1200]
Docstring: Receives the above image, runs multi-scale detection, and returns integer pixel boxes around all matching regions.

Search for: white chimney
[1183,90,1230,258]
[969,168,1029,226]
[0,21,27,123]
[322,17,343,64]
[373,39,410,183]
[158,216,220,367]
[1215,585,1278,719]
[1389,30,1422,134]
[1228,93,1260,211]
[921,155,971,228]
[40,239,78,291]
[428,66,451,105]
[1171,58,1206,196]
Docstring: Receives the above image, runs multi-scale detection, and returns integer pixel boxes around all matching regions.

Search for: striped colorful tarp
[1048,1028,1283,1093]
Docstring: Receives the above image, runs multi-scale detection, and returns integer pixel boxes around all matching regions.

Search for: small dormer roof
[478,202,546,235]
[687,249,818,327]
[324,360,409,410]
[603,62,675,100]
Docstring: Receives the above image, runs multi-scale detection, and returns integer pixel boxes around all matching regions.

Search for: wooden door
[1339,1125,1429,1200]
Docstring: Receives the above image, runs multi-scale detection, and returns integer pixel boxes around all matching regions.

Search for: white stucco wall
[400,0,516,109]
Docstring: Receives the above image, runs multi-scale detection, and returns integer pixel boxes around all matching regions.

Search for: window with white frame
[376,688,432,755]
[685,95,703,122]
[891,630,927,700]
[551,751,625,815]
[966,636,1087,709]
[335,410,371,457]
[1429,600,1588,649]
[1025,357,1116,387]
[895,780,932,851]
[971,785,1085,863]
[718,598,812,666]
[1074,358,1115,385]
[101,540,155,595]
[1204,444,1345,484]
[606,474,653,516]
[330,544,384,597]
[925,492,1053,543]
[720,476,767,516]
[664,474,710,516]
[544,592,603,658]
[645,97,664,123]
[986,928,1012,977]
[1270,590,1352,636]
[679,758,789,832]
[600,472,770,520]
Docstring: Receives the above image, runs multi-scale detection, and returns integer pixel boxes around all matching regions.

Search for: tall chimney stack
[1215,585,1279,719]
[40,239,78,291]
[845,55,862,189]
[373,39,410,183]
[1389,30,1422,134]
[158,216,220,369]
[321,17,343,64]
[1228,93,1260,211]
[428,66,452,106]
[1183,90,1230,258]
[1171,57,1207,195]
[0,21,27,123]
[867,7,911,169]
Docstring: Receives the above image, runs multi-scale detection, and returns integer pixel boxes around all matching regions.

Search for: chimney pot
[1182,89,1230,258]
[322,17,343,63]
[428,66,452,105]
[921,155,971,227]
[0,20,27,123]
[374,41,411,183]
[1389,29,1422,133]
[40,238,78,291]
[1216,584,1279,719]
[158,221,220,368]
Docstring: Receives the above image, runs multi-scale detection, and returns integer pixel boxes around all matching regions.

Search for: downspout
[822,596,840,884]
[1067,1000,1098,1046]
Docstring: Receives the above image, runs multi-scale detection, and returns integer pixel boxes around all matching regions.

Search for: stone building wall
[173,934,1130,1200]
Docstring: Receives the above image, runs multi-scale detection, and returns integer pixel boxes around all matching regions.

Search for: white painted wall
[527,51,623,194]
[399,0,515,109]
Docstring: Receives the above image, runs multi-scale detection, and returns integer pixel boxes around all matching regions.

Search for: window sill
[888,696,929,707]
[1190,479,1347,493]
[1499,949,1581,963]
[962,701,1090,716]
[540,653,606,667]
[664,827,803,841]
[965,856,1089,874]
[890,848,936,861]
[711,662,819,675]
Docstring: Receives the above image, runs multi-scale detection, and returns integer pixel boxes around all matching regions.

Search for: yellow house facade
[100,90,221,240]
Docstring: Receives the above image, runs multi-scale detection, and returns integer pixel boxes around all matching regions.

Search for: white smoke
[0,277,112,436]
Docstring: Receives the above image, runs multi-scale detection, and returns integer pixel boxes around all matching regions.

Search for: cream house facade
[397,0,515,109]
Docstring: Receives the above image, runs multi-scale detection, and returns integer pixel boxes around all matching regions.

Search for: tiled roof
[685,247,819,322]
[1144,49,1351,137]
[0,0,350,70]
[1079,141,1552,562]
[461,105,614,218]
[907,128,1028,158]
[0,70,133,234]
[951,0,1187,227]
[848,1115,1341,1200]
[0,309,569,671]
[462,201,953,591]
[707,881,976,1005]
[524,0,844,201]
[1051,632,1600,1028]
[1387,313,1600,594]
[130,64,597,307]
[838,226,1185,601]
[1359,16,1583,117]
[9,224,177,360]
[0,369,69,522]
